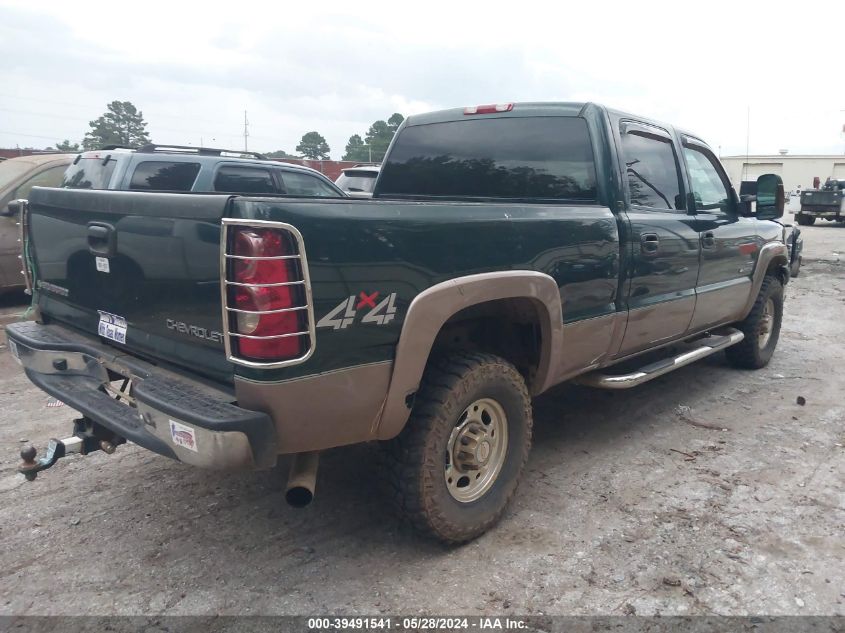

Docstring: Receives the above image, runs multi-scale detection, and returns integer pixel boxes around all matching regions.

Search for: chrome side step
[575,328,745,390]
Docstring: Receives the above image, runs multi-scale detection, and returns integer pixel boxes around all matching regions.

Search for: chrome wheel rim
[758,298,775,349]
[444,398,508,503]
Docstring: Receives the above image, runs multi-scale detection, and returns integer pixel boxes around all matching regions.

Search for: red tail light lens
[228,227,307,361]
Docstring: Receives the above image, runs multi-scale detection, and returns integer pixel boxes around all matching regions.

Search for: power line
[0,93,244,128]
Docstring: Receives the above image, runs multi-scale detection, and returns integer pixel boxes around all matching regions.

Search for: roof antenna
[243,110,249,152]
[743,105,750,182]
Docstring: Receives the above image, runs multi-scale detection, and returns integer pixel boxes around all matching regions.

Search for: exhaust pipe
[285,451,319,507]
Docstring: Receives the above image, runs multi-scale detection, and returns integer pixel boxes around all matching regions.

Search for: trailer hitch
[19,418,125,481]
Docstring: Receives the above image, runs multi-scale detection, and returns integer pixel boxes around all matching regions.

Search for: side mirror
[1,200,22,217]
[756,174,785,220]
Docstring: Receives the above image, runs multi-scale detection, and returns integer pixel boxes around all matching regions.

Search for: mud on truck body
[7,102,790,543]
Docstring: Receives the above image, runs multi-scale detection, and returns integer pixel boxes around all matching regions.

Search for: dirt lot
[0,218,842,617]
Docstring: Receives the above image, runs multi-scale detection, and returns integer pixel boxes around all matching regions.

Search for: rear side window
[280,171,340,197]
[62,157,118,189]
[129,161,200,191]
[377,117,597,201]
[621,129,684,210]
[214,166,277,194]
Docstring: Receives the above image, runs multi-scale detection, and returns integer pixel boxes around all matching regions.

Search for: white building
[719,154,845,192]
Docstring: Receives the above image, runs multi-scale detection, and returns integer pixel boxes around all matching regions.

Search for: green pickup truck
[7,102,790,543]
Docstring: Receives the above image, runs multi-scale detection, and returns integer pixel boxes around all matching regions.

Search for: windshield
[62,157,118,189]
[0,160,35,191]
[337,171,377,193]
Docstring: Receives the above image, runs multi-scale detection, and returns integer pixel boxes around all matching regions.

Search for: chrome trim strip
[225,280,306,288]
[18,199,34,295]
[575,329,744,390]
[225,254,301,261]
[220,218,316,369]
[229,331,310,340]
[226,306,308,315]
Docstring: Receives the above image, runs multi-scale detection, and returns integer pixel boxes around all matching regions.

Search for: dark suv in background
[62,144,346,197]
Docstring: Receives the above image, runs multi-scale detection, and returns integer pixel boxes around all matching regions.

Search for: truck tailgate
[801,189,841,210]
[26,187,233,383]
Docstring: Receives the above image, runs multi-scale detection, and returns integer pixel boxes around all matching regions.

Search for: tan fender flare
[374,271,563,440]
[738,241,790,320]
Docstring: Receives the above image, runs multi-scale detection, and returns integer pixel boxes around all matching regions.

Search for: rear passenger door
[682,139,756,330]
[616,121,700,356]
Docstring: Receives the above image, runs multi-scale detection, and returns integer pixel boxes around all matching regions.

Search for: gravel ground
[0,218,842,617]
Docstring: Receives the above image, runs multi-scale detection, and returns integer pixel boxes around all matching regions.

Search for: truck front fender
[738,241,789,321]
[375,271,563,440]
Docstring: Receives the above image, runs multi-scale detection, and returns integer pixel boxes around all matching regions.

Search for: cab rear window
[61,157,117,189]
[377,117,597,201]
[129,161,201,191]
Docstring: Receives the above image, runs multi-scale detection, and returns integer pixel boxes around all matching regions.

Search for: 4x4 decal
[317,292,398,330]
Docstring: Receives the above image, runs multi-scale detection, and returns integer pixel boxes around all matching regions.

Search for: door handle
[640,232,659,255]
[87,222,117,257]
[701,231,716,249]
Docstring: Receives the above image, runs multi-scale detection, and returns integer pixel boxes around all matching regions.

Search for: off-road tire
[725,275,783,369]
[382,352,532,544]
[796,213,815,226]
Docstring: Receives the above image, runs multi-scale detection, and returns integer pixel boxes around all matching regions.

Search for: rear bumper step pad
[6,320,277,470]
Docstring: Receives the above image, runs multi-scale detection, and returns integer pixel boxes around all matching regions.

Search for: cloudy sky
[1,0,843,159]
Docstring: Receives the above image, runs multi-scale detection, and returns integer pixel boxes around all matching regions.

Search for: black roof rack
[99,145,138,151]
[136,144,266,160]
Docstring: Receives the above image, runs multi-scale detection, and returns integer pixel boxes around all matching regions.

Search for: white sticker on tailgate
[97,311,127,344]
[169,420,198,452]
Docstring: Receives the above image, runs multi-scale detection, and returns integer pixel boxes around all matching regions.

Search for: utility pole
[243,110,249,152]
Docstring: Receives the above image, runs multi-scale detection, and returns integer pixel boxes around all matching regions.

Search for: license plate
[8,339,21,364]
[98,311,127,344]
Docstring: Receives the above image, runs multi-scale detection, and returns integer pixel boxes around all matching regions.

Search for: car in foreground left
[0,154,75,293]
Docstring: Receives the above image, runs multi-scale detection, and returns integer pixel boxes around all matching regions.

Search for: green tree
[266,149,297,159]
[82,100,151,150]
[387,112,404,132]
[364,113,404,162]
[342,134,370,161]
[54,139,80,152]
[295,132,330,159]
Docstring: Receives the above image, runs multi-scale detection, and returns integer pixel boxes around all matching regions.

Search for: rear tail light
[464,103,513,115]
[221,220,315,367]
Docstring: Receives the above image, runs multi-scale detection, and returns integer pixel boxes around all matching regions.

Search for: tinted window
[378,117,597,201]
[62,157,117,189]
[129,161,200,191]
[281,171,340,197]
[15,165,67,198]
[683,145,731,213]
[621,129,683,210]
[213,166,277,194]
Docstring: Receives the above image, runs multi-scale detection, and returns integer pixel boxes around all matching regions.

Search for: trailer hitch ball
[20,445,39,481]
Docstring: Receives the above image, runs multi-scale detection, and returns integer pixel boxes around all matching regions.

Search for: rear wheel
[796,213,815,226]
[725,275,783,369]
[383,352,532,544]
